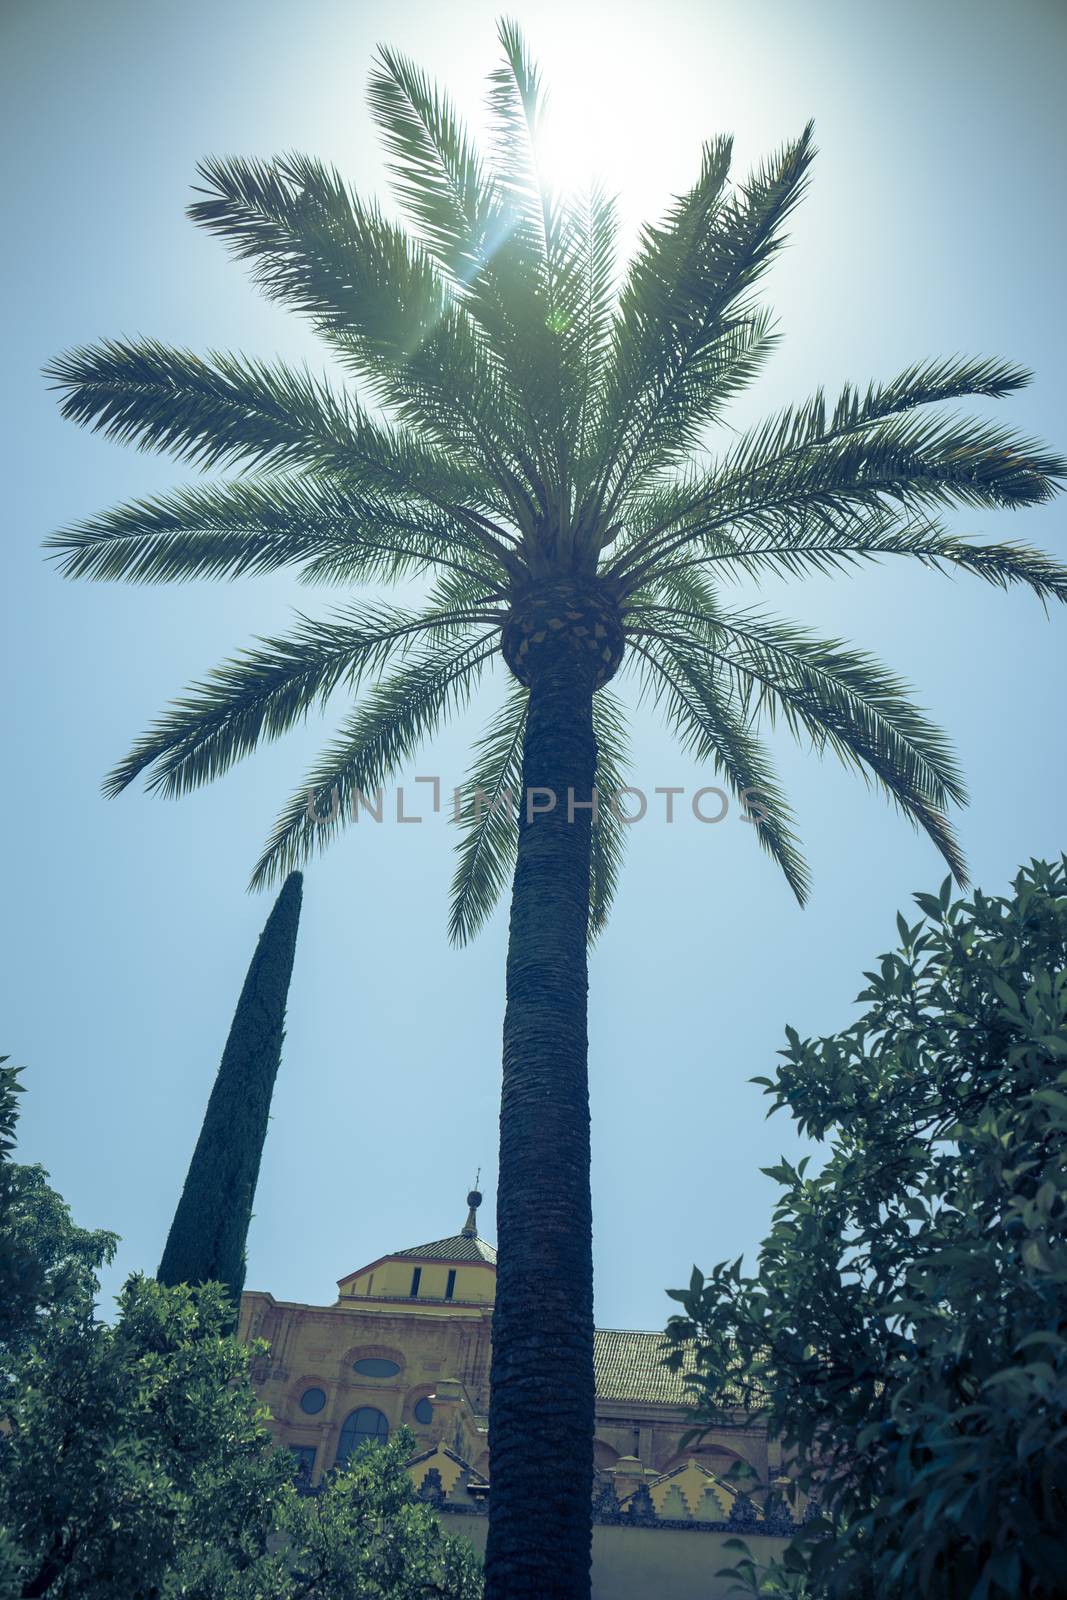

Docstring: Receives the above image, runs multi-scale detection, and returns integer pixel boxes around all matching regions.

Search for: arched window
[336,1406,389,1466]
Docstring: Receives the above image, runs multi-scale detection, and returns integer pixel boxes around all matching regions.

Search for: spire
[462,1171,482,1237]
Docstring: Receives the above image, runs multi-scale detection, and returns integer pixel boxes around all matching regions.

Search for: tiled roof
[594,1329,749,1408]
[594,1329,693,1405]
[392,1233,497,1265]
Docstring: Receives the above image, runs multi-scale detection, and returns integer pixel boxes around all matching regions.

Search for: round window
[353,1357,401,1378]
[414,1397,433,1425]
[299,1387,326,1415]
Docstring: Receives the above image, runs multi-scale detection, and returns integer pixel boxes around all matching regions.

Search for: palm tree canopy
[46,18,1066,937]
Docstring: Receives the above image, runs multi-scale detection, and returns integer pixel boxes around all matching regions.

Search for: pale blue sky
[2,0,1064,1330]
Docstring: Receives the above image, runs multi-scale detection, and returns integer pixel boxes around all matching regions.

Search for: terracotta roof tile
[593,1329,694,1405]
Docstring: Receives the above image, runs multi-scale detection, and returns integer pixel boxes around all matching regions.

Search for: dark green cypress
[158,872,303,1311]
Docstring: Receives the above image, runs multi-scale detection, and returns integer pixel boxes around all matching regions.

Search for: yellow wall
[240,1289,493,1483]
[341,1258,495,1305]
[240,1283,771,1495]
[591,1526,793,1600]
[436,1517,791,1600]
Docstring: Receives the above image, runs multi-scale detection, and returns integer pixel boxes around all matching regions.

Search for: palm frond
[930,537,1067,603]
[485,24,623,520]
[369,44,501,285]
[189,154,538,522]
[425,563,508,619]
[620,499,1067,600]
[593,124,814,511]
[45,475,499,587]
[44,336,530,578]
[632,588,966,799]
[249,631,499,888]
[487,18,559,268]
[105,604,481,799]
[612,393,1066,591]
[446,680,631,946]
[368,43,573,503]
[588,689,631,938]
[561,183,620,497]
[44,337,484,498]
[629,597,968,881]
[189,153,445,348]
[45,338,362,473]
[604,306,779,526]
[713,357,1050,498]
[625,635,810,902]
[484,19,580,507]
[448,681,528,946]
[827,355,1033,430]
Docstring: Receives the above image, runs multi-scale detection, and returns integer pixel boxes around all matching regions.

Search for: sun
[509,15,686,236]
[530,101,614,200]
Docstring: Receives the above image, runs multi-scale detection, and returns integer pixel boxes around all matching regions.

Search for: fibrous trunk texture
[485,652,598,1600]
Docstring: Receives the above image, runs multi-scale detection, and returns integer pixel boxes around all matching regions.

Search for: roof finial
[462,1172,482,1237]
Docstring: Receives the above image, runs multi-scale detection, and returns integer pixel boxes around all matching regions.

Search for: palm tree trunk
[485,653,598,1600]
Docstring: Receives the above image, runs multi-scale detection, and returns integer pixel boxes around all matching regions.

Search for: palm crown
[47,21,1065,938]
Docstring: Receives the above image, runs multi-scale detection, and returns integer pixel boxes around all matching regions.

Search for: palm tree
[46,23,1064,1598]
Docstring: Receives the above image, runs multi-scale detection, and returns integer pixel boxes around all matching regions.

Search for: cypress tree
[158,871,303,1310]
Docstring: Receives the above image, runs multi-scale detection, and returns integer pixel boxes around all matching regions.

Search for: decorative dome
[392,1232,496,1266]
[337,1186,496,1304]
[398,1185,493,1262]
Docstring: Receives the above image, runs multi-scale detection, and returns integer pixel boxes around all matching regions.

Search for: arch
[342,1343,406,1378]
[593,1439,620,1471]
[336,1406,389,1466]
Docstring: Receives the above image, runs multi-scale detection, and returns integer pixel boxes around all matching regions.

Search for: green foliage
[45,21,1065,939]
[2,1275,286,1598]
[665,858,1067,1597]
[0,1056,118,1353]
[270,1437,483,1600]
[158,872,303,1307]
[0,1070,483,1600]
[2,1276,482,1600]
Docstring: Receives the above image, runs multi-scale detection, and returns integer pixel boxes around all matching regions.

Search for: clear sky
[2,0,1065,1332]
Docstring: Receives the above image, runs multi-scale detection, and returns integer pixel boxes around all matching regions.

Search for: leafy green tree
[666,858,1067,1599]
[0,1055,117,1353]
[3,1278,482,1600]
[45,22,1065,1595]
[0,1071,482,1600]
[255,1437,483,1600]
[158,870,303,1309]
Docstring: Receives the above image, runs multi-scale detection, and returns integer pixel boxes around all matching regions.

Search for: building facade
[238,1190,800,1598]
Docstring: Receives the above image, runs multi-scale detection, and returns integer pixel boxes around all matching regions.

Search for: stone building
[238,1189,799,1598]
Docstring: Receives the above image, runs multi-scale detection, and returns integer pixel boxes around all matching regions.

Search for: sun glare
[532,104,612,200]
[505,6,777,259]
[513,14,690,243]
